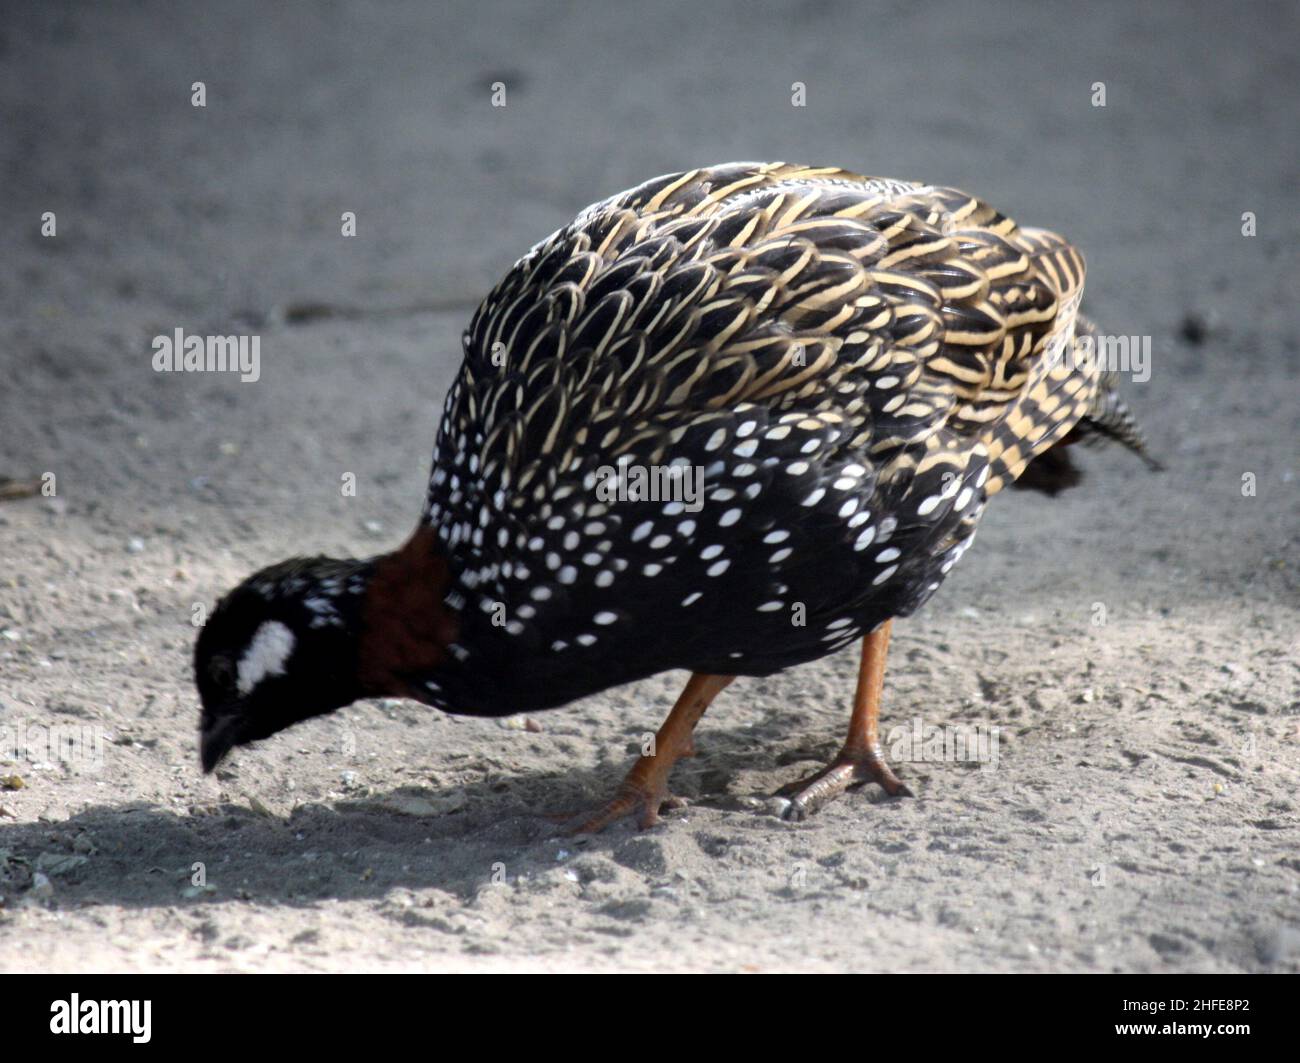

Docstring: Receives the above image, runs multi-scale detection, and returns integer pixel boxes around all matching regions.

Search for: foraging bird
[196,163,1157,828]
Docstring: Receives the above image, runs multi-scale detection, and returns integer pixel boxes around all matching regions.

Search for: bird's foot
[776,743,912,822]
[561,783,687,834]
[559,748,691,833]
[548,672,732,833]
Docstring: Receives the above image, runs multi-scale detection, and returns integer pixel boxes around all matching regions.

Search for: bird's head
[194,556,375,772]
[195,529,458,772]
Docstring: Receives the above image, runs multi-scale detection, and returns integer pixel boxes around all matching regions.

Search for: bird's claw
[560,785,687,833]
[777,746,912,821]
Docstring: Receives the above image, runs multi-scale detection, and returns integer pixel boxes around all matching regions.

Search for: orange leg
[566,672,735,833]
[778,620,912,820]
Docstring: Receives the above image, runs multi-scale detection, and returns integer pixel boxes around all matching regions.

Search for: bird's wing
[421,164,1101,681]
[432,161,1094,521]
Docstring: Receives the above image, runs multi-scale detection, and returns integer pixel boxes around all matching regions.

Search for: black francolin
[195,162,1156,829]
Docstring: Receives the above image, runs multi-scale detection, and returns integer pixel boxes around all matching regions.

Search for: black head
[195,556,374,772]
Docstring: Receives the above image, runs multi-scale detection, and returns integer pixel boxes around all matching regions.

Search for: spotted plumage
[416,162,1146,712]
[195,162,1156,823]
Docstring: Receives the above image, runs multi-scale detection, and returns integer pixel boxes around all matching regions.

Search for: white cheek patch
[236,620,296,696]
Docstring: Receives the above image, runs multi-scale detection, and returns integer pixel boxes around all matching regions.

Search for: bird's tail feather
[1070,315,1163,471]
[1070,373,1163,470]
[1013,315,1162,494]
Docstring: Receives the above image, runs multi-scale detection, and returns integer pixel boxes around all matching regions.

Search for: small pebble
[766,796,793,818]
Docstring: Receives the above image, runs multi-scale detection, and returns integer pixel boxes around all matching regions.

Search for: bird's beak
[199,714,243,773]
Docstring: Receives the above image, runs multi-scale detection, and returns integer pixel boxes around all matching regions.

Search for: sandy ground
[0,0,1296,973]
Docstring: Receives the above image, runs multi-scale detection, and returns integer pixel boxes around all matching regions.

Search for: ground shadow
[0,718,911,913]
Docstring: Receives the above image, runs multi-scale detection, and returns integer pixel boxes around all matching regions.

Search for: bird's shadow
[0,720,903,913]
